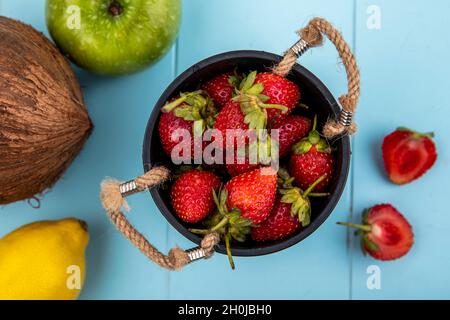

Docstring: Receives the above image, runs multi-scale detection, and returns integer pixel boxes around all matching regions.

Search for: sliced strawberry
[382,128,437,185]
[338,204,414,261]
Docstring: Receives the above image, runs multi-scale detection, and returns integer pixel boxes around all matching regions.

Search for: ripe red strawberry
[338,204,414,261]
[251,196,300,242]
[170,169,221,223]
[202,73,240,109]
[226,153,260,177]
[254,72,300,124]
[271,115,311,157]
[252,170,329,242]
[159,91,216,158]
[224,167,277,224]
[214,100,249,150]
[190,167,277,269]
[289,116,334,192]
[382,128,437,185]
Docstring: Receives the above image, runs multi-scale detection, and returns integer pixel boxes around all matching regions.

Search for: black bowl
[143,50,350,257]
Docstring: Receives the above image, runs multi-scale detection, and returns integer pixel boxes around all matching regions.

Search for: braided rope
[273,17,360,138]
[100,167,220,271]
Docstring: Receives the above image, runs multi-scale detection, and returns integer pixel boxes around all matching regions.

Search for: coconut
[0,16,93,205]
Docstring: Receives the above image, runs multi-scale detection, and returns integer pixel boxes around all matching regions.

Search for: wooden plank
[352,0,450,299]
[168,0,355,299]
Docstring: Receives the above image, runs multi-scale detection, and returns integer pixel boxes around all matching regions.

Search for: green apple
[46,0,181,76]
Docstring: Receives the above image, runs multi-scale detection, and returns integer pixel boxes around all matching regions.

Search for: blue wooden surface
[0,0,449,299]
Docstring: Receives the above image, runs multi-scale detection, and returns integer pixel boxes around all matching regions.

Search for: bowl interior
[143,51,350,256]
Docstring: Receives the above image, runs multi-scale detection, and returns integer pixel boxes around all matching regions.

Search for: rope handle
[273,17,360,138]
[100,166,220,271]
[100,18,357,270]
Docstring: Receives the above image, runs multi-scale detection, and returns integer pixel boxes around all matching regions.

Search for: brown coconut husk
[0,16,93,205]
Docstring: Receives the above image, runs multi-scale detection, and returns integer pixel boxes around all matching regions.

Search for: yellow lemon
[0,218,89,300]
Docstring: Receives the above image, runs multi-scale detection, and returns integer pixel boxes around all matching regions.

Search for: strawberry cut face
[365,204,414,261]
[382,129,437,185]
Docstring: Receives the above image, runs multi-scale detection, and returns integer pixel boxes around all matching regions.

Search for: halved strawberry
[382,128,437,185]
[338,204,414,261]
[202,72,240,109]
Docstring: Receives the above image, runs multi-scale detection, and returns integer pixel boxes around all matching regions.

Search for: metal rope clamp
[118,180,209,263]
[290,38,354,131]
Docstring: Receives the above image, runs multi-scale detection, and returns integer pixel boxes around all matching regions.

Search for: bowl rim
[143,50,351,257]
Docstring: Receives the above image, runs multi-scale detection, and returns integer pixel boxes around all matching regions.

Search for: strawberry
[254,72,300,124]
[271,115,311,158]
[338,204,414,261]
[225,137,275,177]
[202,73,240,109]
[230,71,289,130]
[213,100,249,150]
[224,167,278,224]
[170,169,221,223]
[158,90,216,158]
[251,196,300,242]
[289,116,334,192]
[225,151,260,177]
[382,127,437,185]
[190,167,277,269]
[252,169,329,242]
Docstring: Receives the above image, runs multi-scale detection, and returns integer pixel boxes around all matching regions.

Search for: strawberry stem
[337,222,372,232]
[162,96,187,112]
[224,232,235,270]
[312,115,318,131]
[260,104,289,112]
[211,216,229,232]
[189,228,210,235]
[162,90,204,113]
[397,127,435,139]
[308,192,330,197]
[303,175,326,197]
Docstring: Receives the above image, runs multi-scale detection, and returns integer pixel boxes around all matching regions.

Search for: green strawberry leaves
[232,71,288,130]
[162,90,217,128]
[190,187,254,270]
[278,171,329,227]
[280,188,312,227]
[292,115,332,155]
